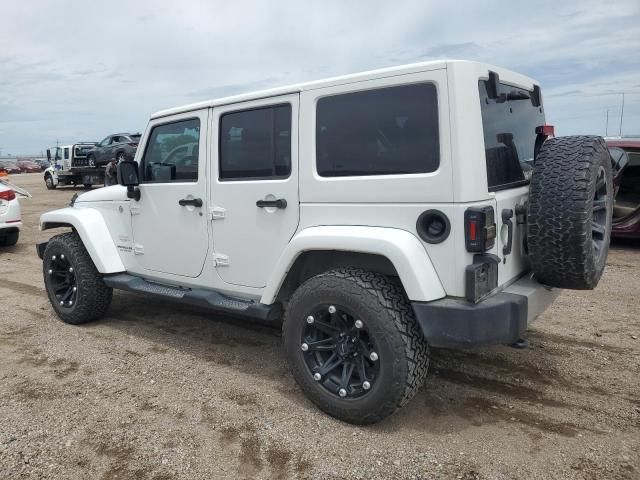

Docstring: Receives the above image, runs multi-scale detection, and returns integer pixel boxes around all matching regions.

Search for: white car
[0,181,22,246]
[37,60,614,424]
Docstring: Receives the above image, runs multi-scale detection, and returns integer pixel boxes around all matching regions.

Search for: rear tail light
[464,206,496,252]
[535,124,555,137]
[0,189,16,201]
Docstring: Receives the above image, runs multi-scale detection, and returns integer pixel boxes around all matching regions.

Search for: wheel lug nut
[354,320,363,329]
[306,315,314,324]
[72,286,77,292]
[68,267,73,272]
[52,255,56,261]
[59,301,64,305]
[301,343,309,352]
[363,381,371,390]
[328,305,336,314]
[68,301,73,306]
[338,388,347,397]
[48,269,52,275]
[60,254,65,259]
[313,373,321,381]
[370,352,379,362]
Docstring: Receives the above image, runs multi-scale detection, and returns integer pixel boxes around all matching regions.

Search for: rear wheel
[527,136,613,289]
[0,231,19,246]
[43,232,112,324]
[283,268,429,424]
[116,152,126,162]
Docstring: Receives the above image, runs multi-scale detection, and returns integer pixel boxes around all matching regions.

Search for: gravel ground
[1,173,639,480]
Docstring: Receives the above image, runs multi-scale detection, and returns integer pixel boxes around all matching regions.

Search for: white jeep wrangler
[38,60,613,424]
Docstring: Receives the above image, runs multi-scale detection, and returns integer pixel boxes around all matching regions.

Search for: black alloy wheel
[301,304,379,399]
[46,253,78,308]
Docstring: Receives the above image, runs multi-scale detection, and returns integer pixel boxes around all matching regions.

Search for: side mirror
[46,149,51,162]
[117,160,141,200]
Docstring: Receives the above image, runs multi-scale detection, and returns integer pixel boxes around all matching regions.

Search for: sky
[1,0,639,155]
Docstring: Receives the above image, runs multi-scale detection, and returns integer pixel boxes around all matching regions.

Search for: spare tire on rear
[527,136,613,290]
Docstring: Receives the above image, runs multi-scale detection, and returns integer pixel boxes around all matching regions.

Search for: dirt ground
[1,173,639,480]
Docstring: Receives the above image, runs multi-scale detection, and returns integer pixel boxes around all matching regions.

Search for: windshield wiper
[496,90,531,103]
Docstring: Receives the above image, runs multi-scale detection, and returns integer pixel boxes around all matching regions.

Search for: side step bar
[103,273,282,322]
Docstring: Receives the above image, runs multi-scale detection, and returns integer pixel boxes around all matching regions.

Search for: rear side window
[479,80,545,191]
[316,83,439,177]
[64,148,69,159]
[219,104,292,180]
[141,118,200,183]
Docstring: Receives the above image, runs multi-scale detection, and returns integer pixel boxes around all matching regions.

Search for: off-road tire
[43,232,113,324]
[45,174,56,190]
[527,136,613,289]
[283,268,429,424]
[0,231,19,246]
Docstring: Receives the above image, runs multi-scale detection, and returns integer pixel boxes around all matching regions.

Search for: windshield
[479,79,545,191]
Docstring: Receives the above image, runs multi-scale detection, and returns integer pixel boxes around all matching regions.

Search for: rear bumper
[412,274,560,348]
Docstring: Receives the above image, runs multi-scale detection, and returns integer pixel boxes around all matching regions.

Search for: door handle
[179,198,203,207]
[256,198,287,209]
[502,209,514,256]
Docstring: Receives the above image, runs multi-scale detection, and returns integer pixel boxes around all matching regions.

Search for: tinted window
[316,84,439,177]
[141,118,200,182]
[64,148,69,159]
[479,80,545,191]
[219,104,291,180]
[99,137,111,147]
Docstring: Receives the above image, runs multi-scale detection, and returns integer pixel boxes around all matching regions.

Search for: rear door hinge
[208,206,226,220]
[213,253,229,266]
[133,244,144,255]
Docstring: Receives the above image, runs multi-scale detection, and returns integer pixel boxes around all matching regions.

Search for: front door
[211,94,300,287]
[130,110,209,278]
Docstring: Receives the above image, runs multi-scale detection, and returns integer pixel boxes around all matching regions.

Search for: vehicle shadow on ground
[80,290,620,440]
[610,237,640,250]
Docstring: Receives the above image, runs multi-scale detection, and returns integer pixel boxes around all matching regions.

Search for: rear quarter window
[316,83,439,177]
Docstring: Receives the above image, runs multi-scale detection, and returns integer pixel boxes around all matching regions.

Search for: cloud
[0,0,639,153]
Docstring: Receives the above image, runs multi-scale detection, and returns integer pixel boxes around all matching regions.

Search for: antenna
[605,110,609,136]
[618,93,625,137]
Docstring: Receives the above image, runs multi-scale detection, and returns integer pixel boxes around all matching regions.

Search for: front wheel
[45,174,56,190]
[283,268,429,424]
[43,232,113,324]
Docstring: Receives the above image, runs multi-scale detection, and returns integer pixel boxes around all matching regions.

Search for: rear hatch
[478,76,545,288]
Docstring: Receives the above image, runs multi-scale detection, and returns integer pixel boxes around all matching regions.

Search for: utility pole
[618,92,625,137]
[605,110,609,136]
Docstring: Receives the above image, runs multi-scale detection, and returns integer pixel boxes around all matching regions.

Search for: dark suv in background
[87,133,141,167]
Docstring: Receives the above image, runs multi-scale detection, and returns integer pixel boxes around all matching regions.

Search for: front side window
[63,148,69,159]
[219,104,292,180]
[316,83,439,177]
[99,136,111,147]
[141,118,200,183]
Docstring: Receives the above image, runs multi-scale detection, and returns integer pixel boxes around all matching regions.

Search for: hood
[75,185,129,203]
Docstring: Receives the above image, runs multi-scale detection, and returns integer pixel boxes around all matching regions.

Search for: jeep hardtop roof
[151,59,538,120]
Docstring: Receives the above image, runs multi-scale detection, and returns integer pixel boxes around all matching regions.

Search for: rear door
[210,94,300,288]
[478,77,546,286]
